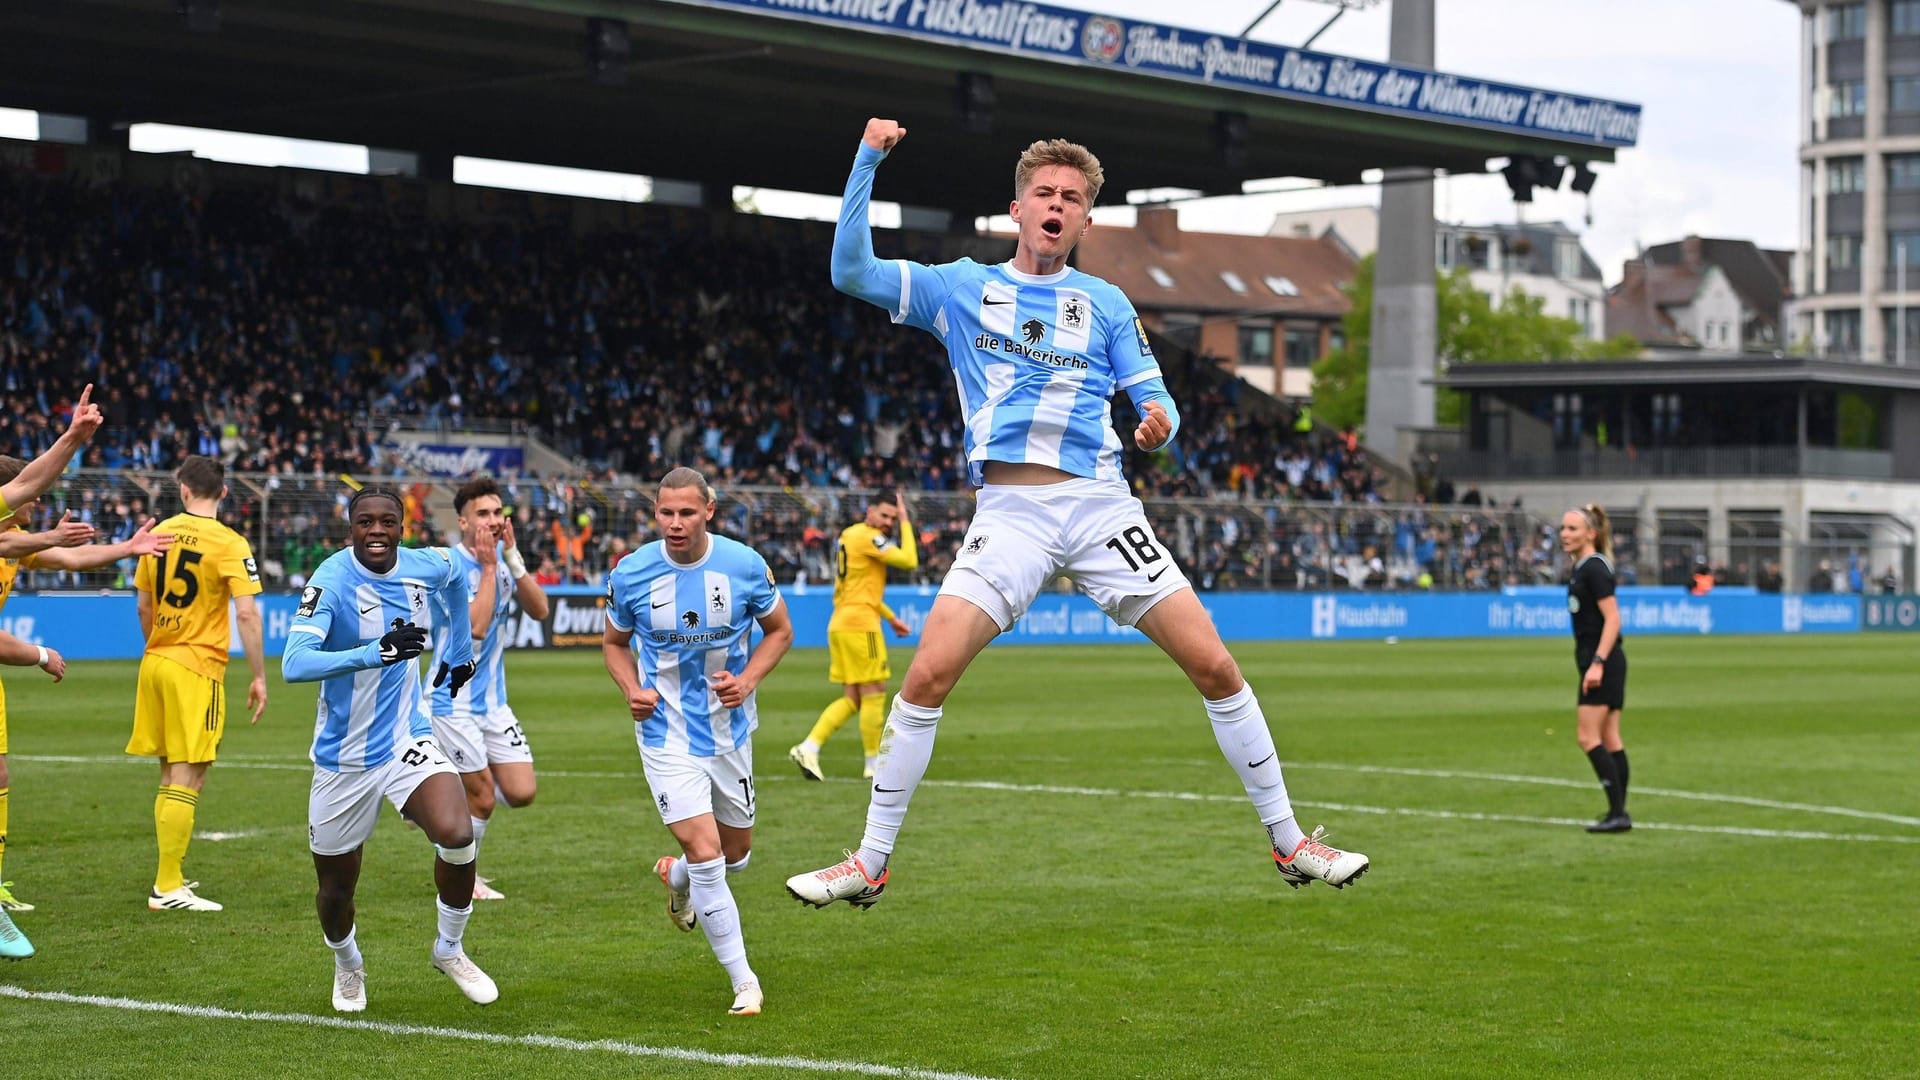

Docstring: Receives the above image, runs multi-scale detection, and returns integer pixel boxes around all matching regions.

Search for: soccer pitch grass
[1,635,1914,1079]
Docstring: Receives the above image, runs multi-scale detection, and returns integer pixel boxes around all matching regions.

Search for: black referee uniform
[1568,553,1626,709]
[1568,551,1630,831]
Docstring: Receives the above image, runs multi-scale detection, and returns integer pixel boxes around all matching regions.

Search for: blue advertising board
[664,0,1641,148]
[382,442,525,477]
[0,587,1858,660]
[1862,594,1920,631]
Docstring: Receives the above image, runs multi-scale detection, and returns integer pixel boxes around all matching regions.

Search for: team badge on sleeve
[244,556,260,582]
[1134,317,1155,357]
[298,585,325,617]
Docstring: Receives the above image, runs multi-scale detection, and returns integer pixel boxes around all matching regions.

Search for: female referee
[1561,504,1631,834]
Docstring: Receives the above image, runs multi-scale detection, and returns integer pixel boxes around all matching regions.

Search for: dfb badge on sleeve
[298,586,324,617]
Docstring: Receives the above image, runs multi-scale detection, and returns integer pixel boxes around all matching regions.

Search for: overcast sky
[1023,0,1803,284]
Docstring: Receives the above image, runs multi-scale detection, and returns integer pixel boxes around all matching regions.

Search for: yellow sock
[807,697,858,747]
[155,785,200,893]
[0,785,9,881]
[859,695,888,759]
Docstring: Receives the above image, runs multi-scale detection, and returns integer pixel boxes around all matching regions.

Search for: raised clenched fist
[863,118,907,153]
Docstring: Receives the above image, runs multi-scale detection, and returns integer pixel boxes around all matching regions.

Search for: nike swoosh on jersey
[360,603,380,613]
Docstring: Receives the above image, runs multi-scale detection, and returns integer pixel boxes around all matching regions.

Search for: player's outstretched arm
[27,518,173,571]
[830,118,911,311]
[0,385,103,513]
[0,512,95,557]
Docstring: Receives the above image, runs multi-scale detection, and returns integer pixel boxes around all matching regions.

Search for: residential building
[1075,206,1355,399]
[1437,221,1608,340]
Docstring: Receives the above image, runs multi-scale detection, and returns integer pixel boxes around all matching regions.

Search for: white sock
[687,856,754,988]
[800,738,822,753]
[668,855,690,892]
[470,814,490,854]
[434,898,472,957]
[1268,817,1308,855]
[864,754,878,774]
[726,852,750,875]
[858,696,942,873]
[325,926,363,970]
[1204,682,1299,838]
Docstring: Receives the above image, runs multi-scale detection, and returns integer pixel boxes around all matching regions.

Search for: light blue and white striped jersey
[605,534,780,757]
[832,142,1179,487]
[429,542,513,718]
[283,545,473,772]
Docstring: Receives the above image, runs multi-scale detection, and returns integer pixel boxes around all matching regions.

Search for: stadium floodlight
[956,72,995,135]
[1569,161,1598,194]
[1537,159,1568,191]
[176,0,219,34]
[1501,157,1537,203]
[585,18,631,87]
[1214,110,1249,168]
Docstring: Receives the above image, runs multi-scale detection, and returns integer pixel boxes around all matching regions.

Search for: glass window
[1554,238,1582,279]
[1237,324,1274,367]
[1880,308,1920,363]
[1896,0,1920,36]
[1828,2,1866,40]
[1146,266,1175,288]
[1219,271,1248,295]
[1283,326,1319,369]
[1829,233,1861,270]
[1829,157,1865,194]
[1826,309,1862,353]
[1892,78,1920,114]
[1264,276,1299,297]
[1833,80,1867,117]
[1891,155,1920,190]
[1889,231,1920,264]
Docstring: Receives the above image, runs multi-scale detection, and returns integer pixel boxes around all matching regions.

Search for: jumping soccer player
[282,487,483,1013]
[603,467,792,1018]
[787,119,1368,911]
[790,489,916,781]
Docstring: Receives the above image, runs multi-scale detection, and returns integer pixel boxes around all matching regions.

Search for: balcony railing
[1437,445,1892,480]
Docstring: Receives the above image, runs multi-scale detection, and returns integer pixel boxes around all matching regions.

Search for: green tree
[1311,254,1641,431]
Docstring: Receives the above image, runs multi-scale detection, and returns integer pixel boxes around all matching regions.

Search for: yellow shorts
[827,629,889,686]
[127,654,226,764]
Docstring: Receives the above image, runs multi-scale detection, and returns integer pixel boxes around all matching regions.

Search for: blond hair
[659,466,715,504]
[1579,503,1613,558]
[1014,139,1105,205]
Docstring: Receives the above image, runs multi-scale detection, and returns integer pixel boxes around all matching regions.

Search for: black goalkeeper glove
[434,659,478,699]
[377,622,428,665]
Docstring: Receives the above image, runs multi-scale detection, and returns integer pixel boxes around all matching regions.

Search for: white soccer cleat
[1274,827,1370,890]
[653,856,696,932]
[788,743,824,782]
[431,948,499,1005]
[331,965,367,1012]
[785,852,887,909]
[472,876,507,902]
[728,981,763,1017]
[149,881,223,911]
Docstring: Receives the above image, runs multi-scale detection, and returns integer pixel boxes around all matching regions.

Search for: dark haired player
[283,487,484,1011]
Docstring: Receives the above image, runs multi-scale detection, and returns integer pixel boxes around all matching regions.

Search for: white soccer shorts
[637,738,756,829]
[431,705,534,774]
[941,475,1191,631]
[308,735,459,855]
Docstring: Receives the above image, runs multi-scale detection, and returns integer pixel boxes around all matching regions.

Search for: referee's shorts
[1573,647,1627,710]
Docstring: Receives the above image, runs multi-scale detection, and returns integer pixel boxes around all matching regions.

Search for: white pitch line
[19,756,1919,844]
[0,986,1015,1080]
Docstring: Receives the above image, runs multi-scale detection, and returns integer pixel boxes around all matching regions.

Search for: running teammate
[429,477,551,901]
[603,468,792,1017]
[282,487,485,1012]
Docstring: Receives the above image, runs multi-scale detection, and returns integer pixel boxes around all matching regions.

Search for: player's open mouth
[1040,217,1063,238]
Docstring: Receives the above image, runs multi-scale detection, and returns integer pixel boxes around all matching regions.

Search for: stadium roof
[1438,356,1920,393]
[5,0,1629,215]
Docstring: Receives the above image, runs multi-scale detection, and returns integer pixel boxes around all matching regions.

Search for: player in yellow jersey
[127,455,267,913]
[0,388,165,928]
[789,491,916,781]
